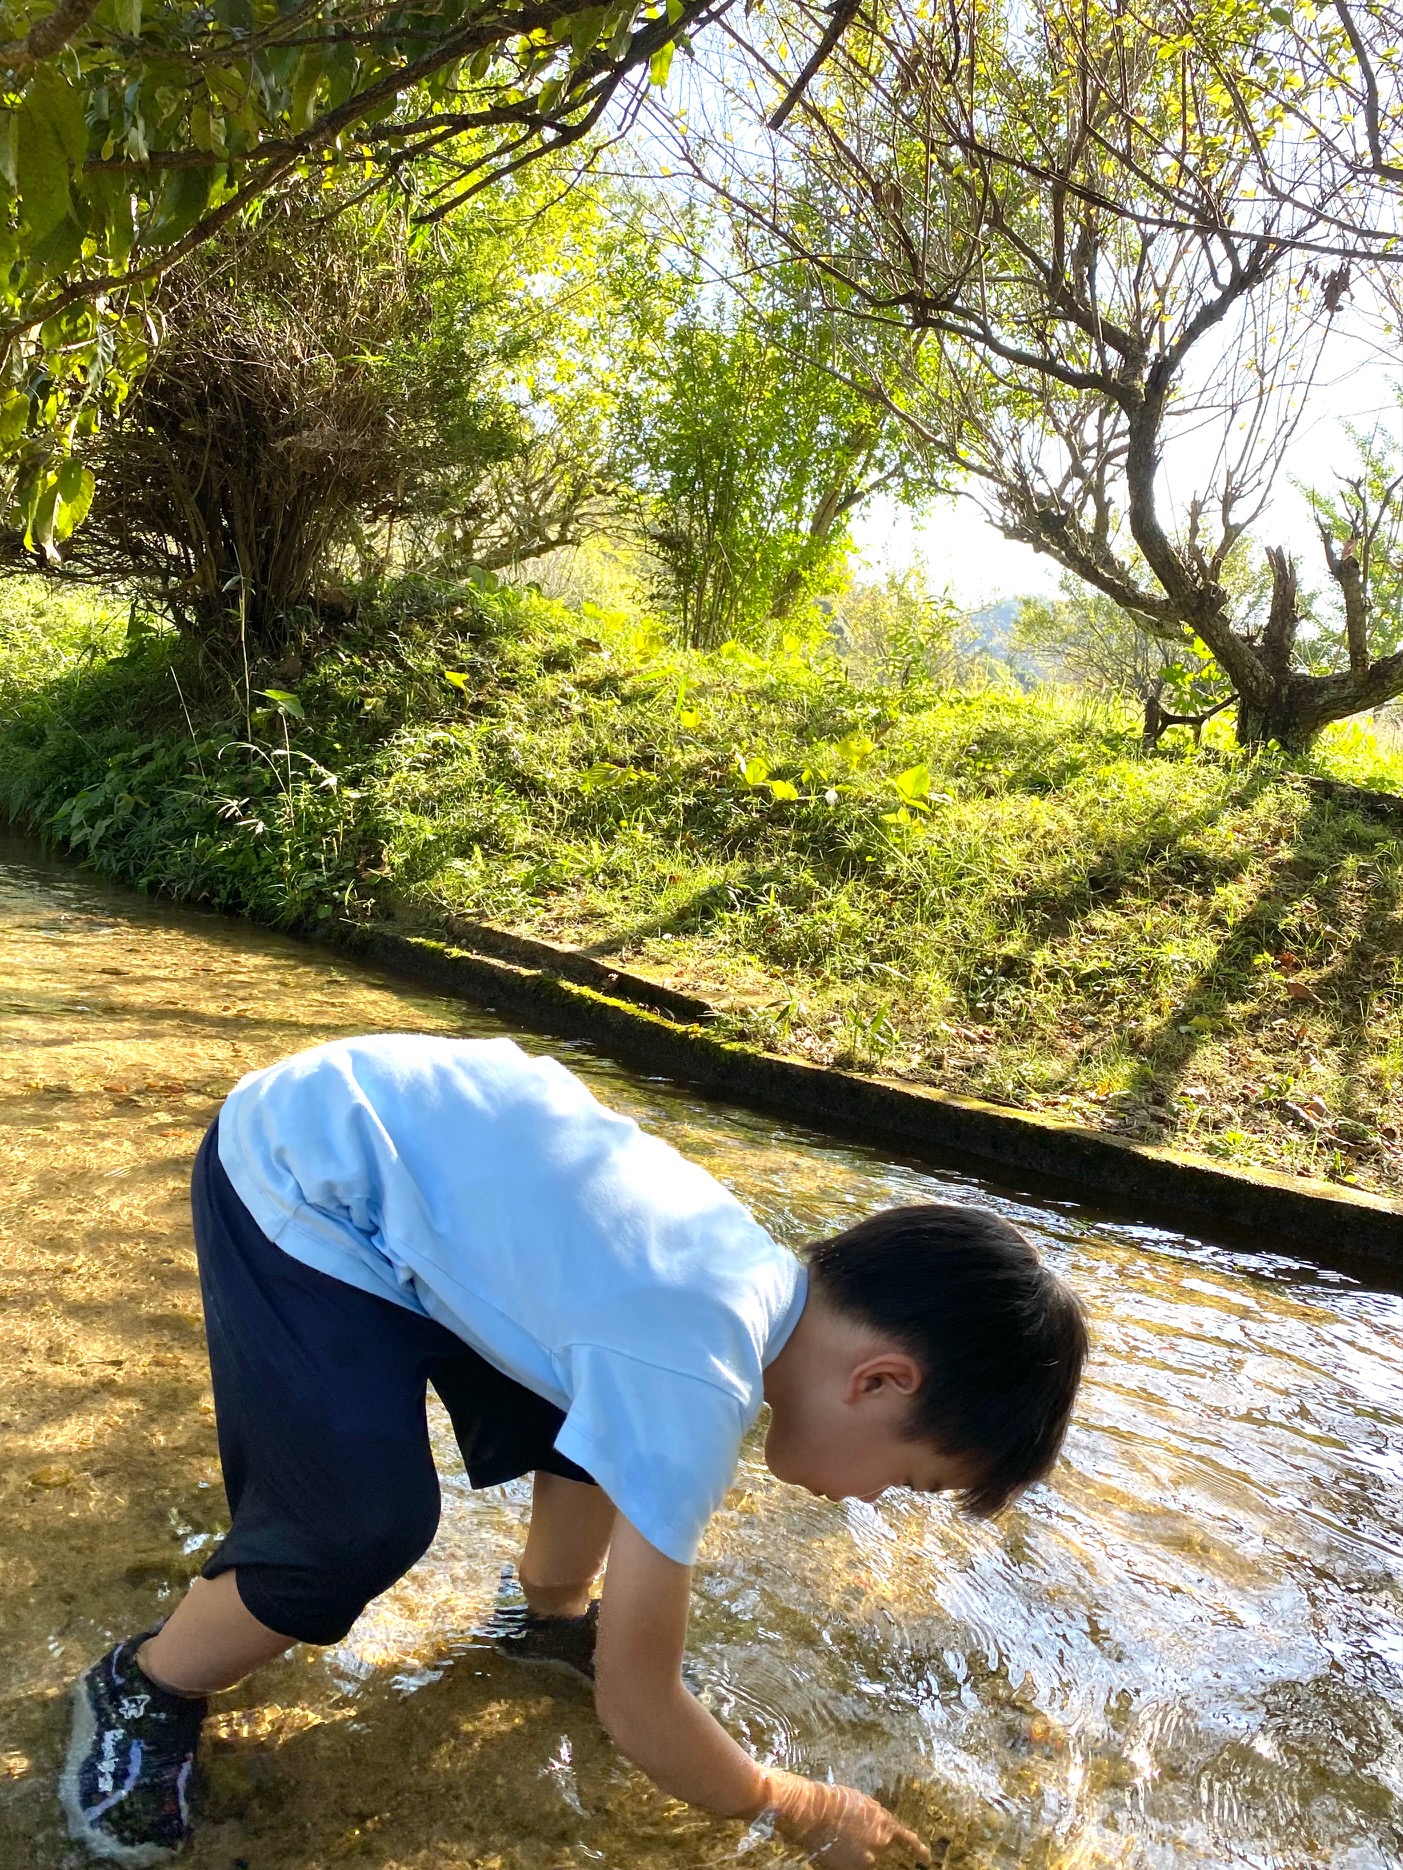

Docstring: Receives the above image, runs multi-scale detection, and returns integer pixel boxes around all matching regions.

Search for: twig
[769,0,861,129]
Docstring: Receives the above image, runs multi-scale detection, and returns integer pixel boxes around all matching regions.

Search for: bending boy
[61,1033,1087,1867]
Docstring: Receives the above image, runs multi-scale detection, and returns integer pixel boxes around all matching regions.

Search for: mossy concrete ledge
[335,922,1403,1270]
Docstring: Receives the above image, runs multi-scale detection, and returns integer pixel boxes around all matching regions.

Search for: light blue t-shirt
[216,1034,807,1565]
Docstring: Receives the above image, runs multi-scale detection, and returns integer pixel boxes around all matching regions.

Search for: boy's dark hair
[807,1202,1088,1517]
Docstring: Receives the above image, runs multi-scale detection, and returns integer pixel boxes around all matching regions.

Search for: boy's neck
[761,1278,829,1409]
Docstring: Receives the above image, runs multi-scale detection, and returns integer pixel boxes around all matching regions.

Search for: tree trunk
[1235,689,1321,753]
[1141,678,1166,751]
[1236,670,1383,753]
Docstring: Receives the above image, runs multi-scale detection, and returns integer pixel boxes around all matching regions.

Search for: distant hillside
[961,596,1056,685]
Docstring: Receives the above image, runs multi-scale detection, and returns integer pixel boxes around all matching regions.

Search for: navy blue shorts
[191,1119,596,1645]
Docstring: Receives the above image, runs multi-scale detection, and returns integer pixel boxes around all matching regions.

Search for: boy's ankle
[134,1638,213,1702]
[517,1573,594,1620]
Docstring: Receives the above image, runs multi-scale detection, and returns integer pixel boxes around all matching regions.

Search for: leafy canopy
[0,0,719,545]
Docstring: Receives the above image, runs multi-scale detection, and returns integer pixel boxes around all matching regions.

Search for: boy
[60,1033,1087,1869]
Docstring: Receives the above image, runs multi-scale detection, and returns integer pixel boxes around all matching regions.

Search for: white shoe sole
[491,1643,594,1687]
[58,1674,182,1867]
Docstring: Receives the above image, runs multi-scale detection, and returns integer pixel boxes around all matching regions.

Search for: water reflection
[1,835,1399,1869]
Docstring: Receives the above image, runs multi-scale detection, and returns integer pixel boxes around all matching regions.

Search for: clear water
[1,833,1400,1870]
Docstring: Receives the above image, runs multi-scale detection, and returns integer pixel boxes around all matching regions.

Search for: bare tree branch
[769,0,861,130]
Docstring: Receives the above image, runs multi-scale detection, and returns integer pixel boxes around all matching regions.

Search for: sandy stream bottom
[1,837,1402,1870]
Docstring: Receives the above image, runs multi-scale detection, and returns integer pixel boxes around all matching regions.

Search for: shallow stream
[2,834,1401,1870]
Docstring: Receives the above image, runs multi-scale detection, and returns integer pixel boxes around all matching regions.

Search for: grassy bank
[3,577,1402,1198]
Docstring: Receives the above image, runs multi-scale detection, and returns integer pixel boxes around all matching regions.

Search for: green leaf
[0,390,28,448]
[0,112,17,192]
[893,761,931,804]
[204,67,249,110]
[53,459,94,537]
[56,457,86,502]
[28,69,88,169]
[605,0,636,54]
[649,38,675,84]
[16,98,73,239]
[257,688,305,718]
[767,778,799,801]
[323,39,359,109]
[289,49,325,132]
[145,164,214,247]
[61,464,95,527]
[27,476,61,560]
[22,206,86,285]
[115,0,142,35]
[569,5,607,55]
[443,669,472,690]
[836,731,876,767]
[738,753,768,785]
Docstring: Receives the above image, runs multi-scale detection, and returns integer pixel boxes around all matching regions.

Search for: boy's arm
[594,1515,767,1815]
[595,1518,930,1868]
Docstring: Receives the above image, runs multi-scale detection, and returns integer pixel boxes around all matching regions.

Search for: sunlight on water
[1,832,1400,1869]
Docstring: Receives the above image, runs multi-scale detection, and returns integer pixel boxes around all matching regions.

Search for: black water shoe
[59,1628,206,1865]
[490,1597,599,1684]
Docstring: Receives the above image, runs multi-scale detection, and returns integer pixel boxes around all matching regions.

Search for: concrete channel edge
[331,920,1403,1270]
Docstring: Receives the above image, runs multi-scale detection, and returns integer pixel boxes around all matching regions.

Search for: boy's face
[762,1346,976,1505]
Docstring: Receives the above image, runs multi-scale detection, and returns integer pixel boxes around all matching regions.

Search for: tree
[623,287,917,647]
[37,160,687,649]
[672,0,1403,749]
[1305,413,1403,676]
[1017,579,1240,746]
[46,197,428,654]
[832,565,963,689]
[390,169,685,578]
[1017,583,1168,702]
[0,0,727,543]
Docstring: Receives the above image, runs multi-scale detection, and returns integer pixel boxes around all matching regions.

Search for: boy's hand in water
[757,1768,931,1869]
[594,1521,927,1868]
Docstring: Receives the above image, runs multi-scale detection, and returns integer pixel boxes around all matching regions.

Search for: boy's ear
[845,1350,923,1404]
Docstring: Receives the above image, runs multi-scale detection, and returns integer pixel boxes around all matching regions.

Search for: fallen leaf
[29,1464,76,1489]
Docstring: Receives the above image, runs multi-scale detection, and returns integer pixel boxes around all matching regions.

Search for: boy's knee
[226,1491,441,1647]
[338,1493,441,1601]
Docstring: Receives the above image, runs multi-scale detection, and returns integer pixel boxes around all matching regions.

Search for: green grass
[2,574,1401,1198]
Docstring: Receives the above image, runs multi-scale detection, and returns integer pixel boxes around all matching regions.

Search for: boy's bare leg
[136,1572,294,1696]
[519,1472,616,1617]
[135,1475,612,1693]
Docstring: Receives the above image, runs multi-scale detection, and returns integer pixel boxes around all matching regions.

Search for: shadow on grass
[1114,796,1401,1123]
[576,866,793,960]
[1002,767,1280,952]
[1305,820,1403,1126]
